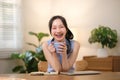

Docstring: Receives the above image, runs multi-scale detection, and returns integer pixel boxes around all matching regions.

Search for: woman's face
[51,19,67,42]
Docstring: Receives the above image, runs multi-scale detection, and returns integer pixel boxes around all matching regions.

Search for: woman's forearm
[51,52,62,72]
[61,53,70,71]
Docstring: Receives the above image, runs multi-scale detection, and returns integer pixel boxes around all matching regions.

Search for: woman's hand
[48,42,56,54]
[48,42,67,56]
[57,42,67,55]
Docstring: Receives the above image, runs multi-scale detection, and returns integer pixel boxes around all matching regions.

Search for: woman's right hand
[48,42,56,54]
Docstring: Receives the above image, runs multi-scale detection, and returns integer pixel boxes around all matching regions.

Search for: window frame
[0,0,23,58]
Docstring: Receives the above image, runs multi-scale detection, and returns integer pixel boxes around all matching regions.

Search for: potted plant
[11,32,49,73]
[88,25,118,57]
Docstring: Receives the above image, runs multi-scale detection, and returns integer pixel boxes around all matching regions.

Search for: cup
[54,42,63,53]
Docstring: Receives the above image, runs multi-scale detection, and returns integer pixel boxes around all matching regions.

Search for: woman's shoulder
[42,39,51,47]
[42,41,48,47]
[74,40,80,44]
[72,40,80,47]
[70,39,79,44]
[43,39,52,44]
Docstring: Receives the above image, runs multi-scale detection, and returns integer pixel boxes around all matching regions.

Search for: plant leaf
[12,65,25,73]
[26,42,37,48]
[29,32,37,36]
[11,53,20,59]
[37,32,49,42]
[88,25,118,48]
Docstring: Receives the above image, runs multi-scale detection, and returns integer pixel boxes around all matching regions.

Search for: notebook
[30,71,101,76]
[60,71,102,75]
[30,71,59,76]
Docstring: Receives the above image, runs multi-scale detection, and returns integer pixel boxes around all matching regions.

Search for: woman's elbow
[62,67,70,72]
[54,67,62,73]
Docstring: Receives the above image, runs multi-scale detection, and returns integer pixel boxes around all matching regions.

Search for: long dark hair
[48,15,74,39]
[48,15,74,54]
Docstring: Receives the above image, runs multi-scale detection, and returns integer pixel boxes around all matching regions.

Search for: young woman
[42,15,80,72]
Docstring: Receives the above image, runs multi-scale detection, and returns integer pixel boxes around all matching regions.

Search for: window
[0,0,22,58]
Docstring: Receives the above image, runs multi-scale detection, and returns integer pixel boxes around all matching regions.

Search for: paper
[30,71,101,76]
[30,71,59,76]
[60,71,102,75]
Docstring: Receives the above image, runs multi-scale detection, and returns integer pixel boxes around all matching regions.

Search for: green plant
[11,32,49,73]
[88,25,118,48]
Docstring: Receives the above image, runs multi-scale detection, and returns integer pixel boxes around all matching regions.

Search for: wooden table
[0,72,120,80]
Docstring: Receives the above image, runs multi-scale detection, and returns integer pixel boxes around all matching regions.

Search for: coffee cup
[54,42,63,53]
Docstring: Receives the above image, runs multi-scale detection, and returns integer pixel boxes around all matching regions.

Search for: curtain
[0,0,22,58]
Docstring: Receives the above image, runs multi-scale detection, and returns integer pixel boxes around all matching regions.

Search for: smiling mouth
[55,33,64,38]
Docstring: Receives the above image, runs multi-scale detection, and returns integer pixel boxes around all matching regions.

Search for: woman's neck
[54,38,66,42]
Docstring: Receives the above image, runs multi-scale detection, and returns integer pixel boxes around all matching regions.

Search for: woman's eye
[52,27,56,29]
[60,26,64,28]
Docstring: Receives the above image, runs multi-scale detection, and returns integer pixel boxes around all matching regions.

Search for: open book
[30,71,101,76]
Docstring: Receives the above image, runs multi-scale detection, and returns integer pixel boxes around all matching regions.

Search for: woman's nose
[56,28,61,32]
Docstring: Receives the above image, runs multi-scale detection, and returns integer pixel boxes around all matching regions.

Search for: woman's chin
[55,38,64,42]
[54,36,65,41]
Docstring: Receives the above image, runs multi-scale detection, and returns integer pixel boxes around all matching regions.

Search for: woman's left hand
[57,42,67,55]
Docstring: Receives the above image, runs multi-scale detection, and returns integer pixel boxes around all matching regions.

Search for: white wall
[0,0,120,73]
[22,0,52,51]
[0,59,23,74]
[22,0,120,60]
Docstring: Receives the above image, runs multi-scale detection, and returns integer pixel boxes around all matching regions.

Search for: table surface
[0,72,120,80]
